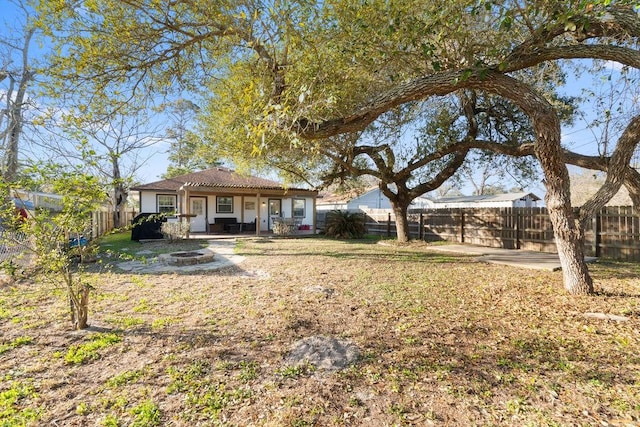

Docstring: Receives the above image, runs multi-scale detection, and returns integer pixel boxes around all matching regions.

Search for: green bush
[324,210,366,239]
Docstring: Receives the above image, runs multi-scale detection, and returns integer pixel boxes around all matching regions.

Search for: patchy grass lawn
[1,236,639,426]
[98,231,210,259]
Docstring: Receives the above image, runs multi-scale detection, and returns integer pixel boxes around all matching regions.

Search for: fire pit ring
[171,251,204,257]
[158,250,215,266]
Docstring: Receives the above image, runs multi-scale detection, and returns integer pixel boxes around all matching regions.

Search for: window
[217,196,233,213]
[157,194,177,214]
[191,198,204,215]
[293,199,305,218]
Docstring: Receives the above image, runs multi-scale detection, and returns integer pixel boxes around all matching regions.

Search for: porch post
[184,188,190,216]
[312,195,317,234]
[240,195,245,232]
[256,193,261,236]
[177,186,184,215]
[184,187,191,239]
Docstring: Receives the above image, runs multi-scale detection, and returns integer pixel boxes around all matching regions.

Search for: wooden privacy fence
[356,206,640,261]
[90,210,137,238]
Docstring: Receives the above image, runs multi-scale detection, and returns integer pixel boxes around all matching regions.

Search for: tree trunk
[112,156,126,228]
[625,169,640,208]
[548,207,593,294]
[392,202,411,243]
[551,115,640,293]
[113,185,127,229]
[536,137,594,294]
[117,195,128,229]
[482,73,594,295]
[66,267,90,330]
[536,132,594,294]
[70,284,90,330]
[1,29,34,182]
[579,115,640,225]
[77,284,90,329]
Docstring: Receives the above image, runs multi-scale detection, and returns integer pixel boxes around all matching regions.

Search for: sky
[1,1,636,196]
[0,0,173,184]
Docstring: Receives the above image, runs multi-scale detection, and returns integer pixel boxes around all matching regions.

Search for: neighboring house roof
[131,167,314,193]
[316,193,349,205]
[434,192,540,204]
[316,186,377,205]
[411,196,435,207]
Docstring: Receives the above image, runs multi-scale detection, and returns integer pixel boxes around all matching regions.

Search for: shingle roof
[131,167,312,192]
[317,186,378,204]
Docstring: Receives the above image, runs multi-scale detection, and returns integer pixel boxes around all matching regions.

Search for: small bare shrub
[161,222,191,241]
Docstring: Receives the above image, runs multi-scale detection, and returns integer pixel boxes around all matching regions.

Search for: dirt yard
[1,236,639,426]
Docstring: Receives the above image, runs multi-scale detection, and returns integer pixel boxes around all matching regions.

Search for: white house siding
[207,195,259,228]
[138,191,316,230]
[318,190,435,212]
[346,189,392,210]
[278,196,316,227]
[139,191,174,213]
[316,203,348,211]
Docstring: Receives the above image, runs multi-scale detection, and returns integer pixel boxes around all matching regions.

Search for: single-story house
[431,192,541,209]
[317,187,435,211]
[130,167,318,235]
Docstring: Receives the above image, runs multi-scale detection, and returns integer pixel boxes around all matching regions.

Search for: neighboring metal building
[430,192,541,209]
[317,188,540,212]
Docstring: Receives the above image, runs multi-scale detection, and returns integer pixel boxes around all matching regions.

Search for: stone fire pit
[158,250,215,266]
[118,240,243,273]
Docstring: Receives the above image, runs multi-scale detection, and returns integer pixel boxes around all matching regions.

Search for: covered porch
[175,183,318,236]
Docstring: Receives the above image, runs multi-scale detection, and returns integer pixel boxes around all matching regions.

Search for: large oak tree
[248,92,543,243]
[38,0,640,294]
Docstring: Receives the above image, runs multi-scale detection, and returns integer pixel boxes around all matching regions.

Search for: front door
[268,199,281,230]
[189,197,207,233]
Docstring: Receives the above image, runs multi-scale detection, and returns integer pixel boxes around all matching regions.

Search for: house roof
[317,186,379,205]
[131,167,315,193]
[434,192,540,204]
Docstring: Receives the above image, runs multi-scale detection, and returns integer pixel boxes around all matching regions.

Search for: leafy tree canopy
[36,0,640,295]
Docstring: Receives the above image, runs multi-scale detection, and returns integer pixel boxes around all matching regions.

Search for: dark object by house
[210,217,238,233]
[131,213,167,241]
[208,217,257,233]
[242,219,256,232]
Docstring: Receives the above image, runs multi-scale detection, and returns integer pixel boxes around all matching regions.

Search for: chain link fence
[0,228,31,265]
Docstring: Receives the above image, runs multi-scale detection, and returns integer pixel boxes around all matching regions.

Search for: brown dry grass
[1,235,639,426]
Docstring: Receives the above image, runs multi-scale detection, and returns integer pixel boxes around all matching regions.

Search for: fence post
[593,212,601,257]
[419,212,423,240]
[387,212,391,237]
[92,211,97,239]
[363,212,367,235]
[460,210,465,243]
[515,209,520,250]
